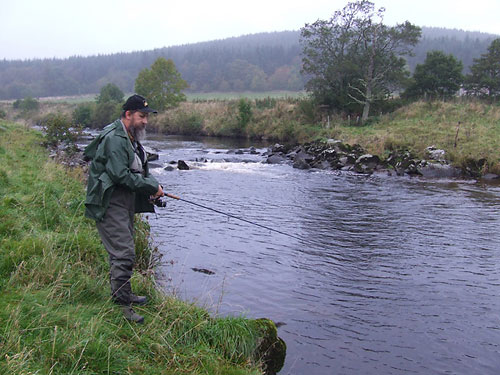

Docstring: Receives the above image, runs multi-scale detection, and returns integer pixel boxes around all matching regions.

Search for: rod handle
[166,193,180,200]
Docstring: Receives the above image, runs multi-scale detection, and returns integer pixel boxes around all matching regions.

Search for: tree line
[0,24,497,100]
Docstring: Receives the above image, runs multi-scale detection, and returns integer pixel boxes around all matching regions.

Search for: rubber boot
[130,294,148,305]
[122,306,144,324]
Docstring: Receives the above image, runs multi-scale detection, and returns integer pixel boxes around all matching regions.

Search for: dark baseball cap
[122,94,158,113]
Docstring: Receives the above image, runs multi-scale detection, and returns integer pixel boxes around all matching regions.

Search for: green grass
[323,100,500,173]
[0,121,264,375]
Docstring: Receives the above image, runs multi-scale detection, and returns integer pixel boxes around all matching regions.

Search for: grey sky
[1,0,499,60]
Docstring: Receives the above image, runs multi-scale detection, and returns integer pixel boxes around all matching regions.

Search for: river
[144,134,500,375]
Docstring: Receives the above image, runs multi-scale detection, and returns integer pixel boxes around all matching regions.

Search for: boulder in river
[354,154,381,174]
[177,160,190,170]
[293,156,311,170]
[266,154,288,165]
[143,146,159,161]
[418,162,461,178]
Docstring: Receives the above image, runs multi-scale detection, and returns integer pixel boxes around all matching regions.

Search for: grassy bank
[330,100,500,174]
[0,122,266,374]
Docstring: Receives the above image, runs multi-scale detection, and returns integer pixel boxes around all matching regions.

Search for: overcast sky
[1,0,499,60]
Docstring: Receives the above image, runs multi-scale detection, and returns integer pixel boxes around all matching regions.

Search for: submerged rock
[191,267,215,275]
[482,173,500,181]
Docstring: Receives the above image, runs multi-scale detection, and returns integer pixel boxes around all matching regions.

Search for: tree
[404,50,464,100]
[465,38,500,100]
[135,57,188,111]
[97,83,124,104]
[300,0,420,122]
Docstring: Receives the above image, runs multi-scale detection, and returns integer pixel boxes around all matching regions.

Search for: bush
[296,98,320,123]
[40,113,80,148]
[0,109,6,119]
[12,96,39,112]
[176,112,204,135]
[92,101,121,128]
[72,103,95,128]
[237,98,252,131]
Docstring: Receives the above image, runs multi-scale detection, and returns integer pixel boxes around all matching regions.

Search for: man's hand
[154,185,164,198]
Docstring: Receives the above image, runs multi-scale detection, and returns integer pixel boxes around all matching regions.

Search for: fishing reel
[151,196,167,208]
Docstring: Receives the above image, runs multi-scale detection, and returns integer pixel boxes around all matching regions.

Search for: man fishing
[84,94,164,323]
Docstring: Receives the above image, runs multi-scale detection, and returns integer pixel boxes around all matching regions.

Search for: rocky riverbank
[264,139,500,181]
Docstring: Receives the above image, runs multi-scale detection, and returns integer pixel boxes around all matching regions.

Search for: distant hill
[0,27,497,100]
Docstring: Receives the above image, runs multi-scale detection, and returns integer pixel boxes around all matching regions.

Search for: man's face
[128,111,148,141]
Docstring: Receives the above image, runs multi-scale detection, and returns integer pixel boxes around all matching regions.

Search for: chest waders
[96,137,149,322]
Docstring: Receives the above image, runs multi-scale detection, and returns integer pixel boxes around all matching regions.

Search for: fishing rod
[162,193,309,244]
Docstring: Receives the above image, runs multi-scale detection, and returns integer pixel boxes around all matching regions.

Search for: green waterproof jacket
[84,119,159,221]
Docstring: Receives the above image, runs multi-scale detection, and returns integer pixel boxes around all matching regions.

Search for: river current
[144,134,500,375]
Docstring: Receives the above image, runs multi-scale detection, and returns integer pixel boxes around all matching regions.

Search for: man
[84,94,164,323]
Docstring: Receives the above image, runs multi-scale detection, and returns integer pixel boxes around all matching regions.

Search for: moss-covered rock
[251,318,286,375]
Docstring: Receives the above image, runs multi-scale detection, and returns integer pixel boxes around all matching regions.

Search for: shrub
[92,101,121,128]
[40,113,80,148]
[72,103,95,128]
[13,96,40,112]
[296,98,320,123]
[237,98,252,132]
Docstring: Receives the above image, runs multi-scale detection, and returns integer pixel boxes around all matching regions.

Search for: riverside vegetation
[137,98,500,175]
[0,121,285,374]
[1,96,499,174]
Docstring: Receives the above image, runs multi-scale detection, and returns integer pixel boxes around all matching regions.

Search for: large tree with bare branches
[300,0,421,123]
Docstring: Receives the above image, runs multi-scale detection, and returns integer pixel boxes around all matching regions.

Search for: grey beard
[132,126,146,142]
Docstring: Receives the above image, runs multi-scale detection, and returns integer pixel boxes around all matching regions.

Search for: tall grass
[0,121,263,375]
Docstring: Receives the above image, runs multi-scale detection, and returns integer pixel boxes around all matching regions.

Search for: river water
[144,134,500,375]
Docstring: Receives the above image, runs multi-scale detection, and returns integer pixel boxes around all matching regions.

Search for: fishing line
[160,193,357,263]
[163,193,320,246]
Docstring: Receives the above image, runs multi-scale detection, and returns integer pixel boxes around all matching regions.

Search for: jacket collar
[113,119,129,139]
